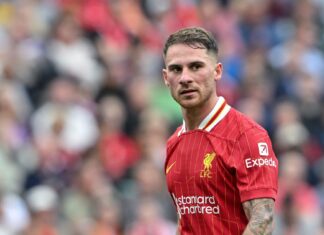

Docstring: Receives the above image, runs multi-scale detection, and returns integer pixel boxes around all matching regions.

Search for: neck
[182,96,219,131]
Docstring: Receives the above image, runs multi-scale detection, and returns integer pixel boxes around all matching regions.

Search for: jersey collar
[178,96,231,136]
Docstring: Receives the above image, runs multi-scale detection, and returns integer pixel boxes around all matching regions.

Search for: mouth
[179,89,197,95]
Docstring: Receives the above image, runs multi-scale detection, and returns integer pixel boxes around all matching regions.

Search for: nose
[179,69,193,84]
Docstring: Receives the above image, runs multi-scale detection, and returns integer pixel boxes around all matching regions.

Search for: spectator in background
[23,185,62,235]
[135,109,170,167]
[26,77,99,192]
[314,157,324,235]
[272,100,310,155]
[97,95,140,182]
[126,197,177,235]
[274,151,322,235]
[47,12,104,95]
[122,158,176,225]
[0,81,29,194]
[0,191,29,235]
[89,197,122,235]
[61,155,120,235]
[31,77,98,157]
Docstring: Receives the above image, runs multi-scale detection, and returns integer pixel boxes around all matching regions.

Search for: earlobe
[215,63,223,81]
[162,69,169,87]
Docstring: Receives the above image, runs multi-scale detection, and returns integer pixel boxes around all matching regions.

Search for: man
[162,27,278,234]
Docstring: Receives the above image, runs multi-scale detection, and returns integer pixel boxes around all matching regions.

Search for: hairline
[163,27,219,60]
[163,42,218,62]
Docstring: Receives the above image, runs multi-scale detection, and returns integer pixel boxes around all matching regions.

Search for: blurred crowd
[0,0,323,234]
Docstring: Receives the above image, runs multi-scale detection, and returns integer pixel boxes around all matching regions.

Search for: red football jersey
[165,97,278,235]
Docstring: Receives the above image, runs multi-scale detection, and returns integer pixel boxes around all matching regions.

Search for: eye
[169,65,182,73]
[190,63,203,71]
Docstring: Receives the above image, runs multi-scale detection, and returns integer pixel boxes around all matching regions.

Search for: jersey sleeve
[233,127,278,203]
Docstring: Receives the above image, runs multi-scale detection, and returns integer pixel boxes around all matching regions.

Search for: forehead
[164,44,214,66]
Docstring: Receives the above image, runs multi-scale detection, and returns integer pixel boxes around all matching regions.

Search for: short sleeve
[233,127,278,203]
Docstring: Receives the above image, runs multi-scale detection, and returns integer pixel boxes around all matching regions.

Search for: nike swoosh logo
[166,161,176,174]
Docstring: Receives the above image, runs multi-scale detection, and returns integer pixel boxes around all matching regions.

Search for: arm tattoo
[242,198,275,235]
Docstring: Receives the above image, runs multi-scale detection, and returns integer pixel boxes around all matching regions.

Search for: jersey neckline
[177,96,231,136]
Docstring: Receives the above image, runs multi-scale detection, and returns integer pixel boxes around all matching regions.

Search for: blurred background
[0,0,323,234]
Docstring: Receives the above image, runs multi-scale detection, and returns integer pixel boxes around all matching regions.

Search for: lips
[179,89,197,95]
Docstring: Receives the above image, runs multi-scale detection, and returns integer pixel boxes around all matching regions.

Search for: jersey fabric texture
[165,97,278,235]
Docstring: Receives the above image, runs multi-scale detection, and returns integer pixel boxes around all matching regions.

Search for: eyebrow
[167,64,182,70]
[189,61,204,66]
[167,59,205,66]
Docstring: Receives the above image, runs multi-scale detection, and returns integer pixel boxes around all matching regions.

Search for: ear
[162,68,169,87]
[214,63,223,81]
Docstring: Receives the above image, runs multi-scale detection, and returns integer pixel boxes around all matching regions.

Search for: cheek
[169,82,178,95]
[196,71,213,85]
[200,72,216,92]
[167,77,179,89]
[168,80,180,97]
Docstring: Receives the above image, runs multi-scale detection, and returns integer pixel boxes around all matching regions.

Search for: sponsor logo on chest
[173,194,220,217]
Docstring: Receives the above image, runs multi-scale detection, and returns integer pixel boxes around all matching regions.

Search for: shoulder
[166,126,182,148]
[210,107,268,141]
[219,108,274,158]
[230,109,276,159]
[229,108,268,137]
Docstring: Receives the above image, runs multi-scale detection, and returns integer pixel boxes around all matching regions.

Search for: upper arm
[234,127,278,202]
[242,198,275,235]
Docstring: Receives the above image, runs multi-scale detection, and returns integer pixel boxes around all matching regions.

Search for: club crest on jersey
[200,152,216,178]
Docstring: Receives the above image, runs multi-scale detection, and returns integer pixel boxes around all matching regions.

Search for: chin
[172,94,201,108]
[179,100,201,109]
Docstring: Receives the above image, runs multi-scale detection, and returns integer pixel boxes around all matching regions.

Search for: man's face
[163,44,222,109]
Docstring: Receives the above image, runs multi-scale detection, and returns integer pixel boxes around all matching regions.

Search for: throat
[183,108,207,131]
[182,97,219,131]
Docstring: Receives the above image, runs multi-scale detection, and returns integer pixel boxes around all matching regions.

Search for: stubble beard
[175,91,211,111]
[171,79,216,110]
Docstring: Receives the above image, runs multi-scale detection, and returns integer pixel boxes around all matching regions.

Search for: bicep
[242,198,275,234]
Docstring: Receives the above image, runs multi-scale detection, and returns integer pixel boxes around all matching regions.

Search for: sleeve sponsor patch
[258,142,269,156]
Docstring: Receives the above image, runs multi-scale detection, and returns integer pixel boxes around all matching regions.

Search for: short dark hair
[163,27,218,57]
